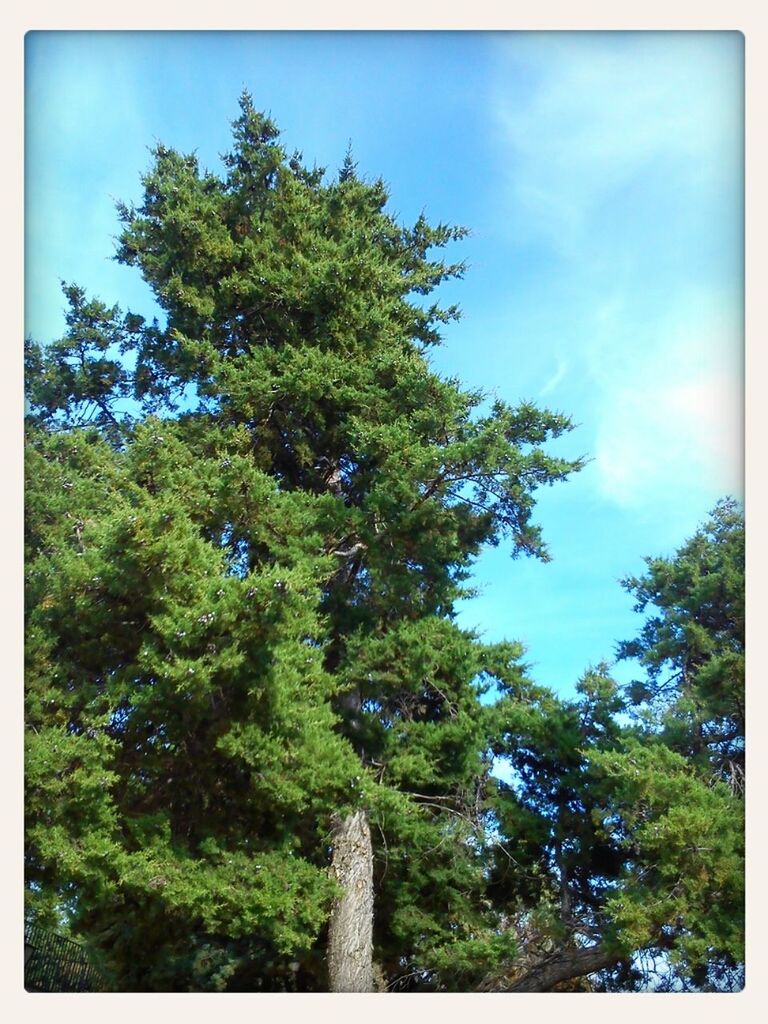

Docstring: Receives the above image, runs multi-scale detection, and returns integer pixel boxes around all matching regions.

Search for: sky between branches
[25,29,744,697]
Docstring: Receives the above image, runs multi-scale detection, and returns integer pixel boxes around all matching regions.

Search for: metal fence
[24,922,106,992]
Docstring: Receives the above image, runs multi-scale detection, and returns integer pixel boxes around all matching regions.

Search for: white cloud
[591,298,743,507]
[539,356,569,397]
[489,33,743,513]
[491,32,742,257]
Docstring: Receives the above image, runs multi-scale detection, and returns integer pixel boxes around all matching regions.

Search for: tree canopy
[618,498,744,792]
[25,93,744,993]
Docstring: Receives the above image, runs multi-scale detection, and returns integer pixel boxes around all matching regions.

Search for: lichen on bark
[327,809,374,992]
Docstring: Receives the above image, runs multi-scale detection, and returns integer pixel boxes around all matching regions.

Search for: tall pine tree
[26,93,583,990]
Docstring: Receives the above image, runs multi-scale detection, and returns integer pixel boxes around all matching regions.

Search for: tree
[618,499,745,792]
[481,658,743,994]
[25,95,743,993]
[26,93,583,991]
[481,503,745,993]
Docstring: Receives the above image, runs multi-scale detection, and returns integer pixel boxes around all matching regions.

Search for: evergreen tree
[25,94,743,993]
[481,659,743,993]
[618,499,745,791]
[486,503,746,993]
[25,93,582,990]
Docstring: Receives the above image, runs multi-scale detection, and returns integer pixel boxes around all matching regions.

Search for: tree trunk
[327,809,375,992]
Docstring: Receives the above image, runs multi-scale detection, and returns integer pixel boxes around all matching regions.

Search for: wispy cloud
[490,32,743,512]
[491,32,742,258]
[538,356,569,397]
[591,294,743,506]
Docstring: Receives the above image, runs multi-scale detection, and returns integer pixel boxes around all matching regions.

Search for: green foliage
[25,418,359,984]
[589,740,744,976]
[26,93,581,990]
[24,284,136,437]
[487,667,631,935]
[618,499,744,789]
[25,92,742,993]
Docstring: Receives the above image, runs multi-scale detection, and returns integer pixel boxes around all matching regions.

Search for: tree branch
[504,942,624,992]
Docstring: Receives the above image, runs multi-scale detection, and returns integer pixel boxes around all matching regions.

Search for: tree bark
[327,809,375,992]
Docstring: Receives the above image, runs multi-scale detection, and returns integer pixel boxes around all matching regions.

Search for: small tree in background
[618,498,745,792]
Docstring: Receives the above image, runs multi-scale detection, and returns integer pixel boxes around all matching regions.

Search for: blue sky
[25,30,744,698]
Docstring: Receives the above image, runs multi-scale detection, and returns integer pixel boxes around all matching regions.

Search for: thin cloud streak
[491,32,741,256]
[490,32,743,514]
[539,356,569,397]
